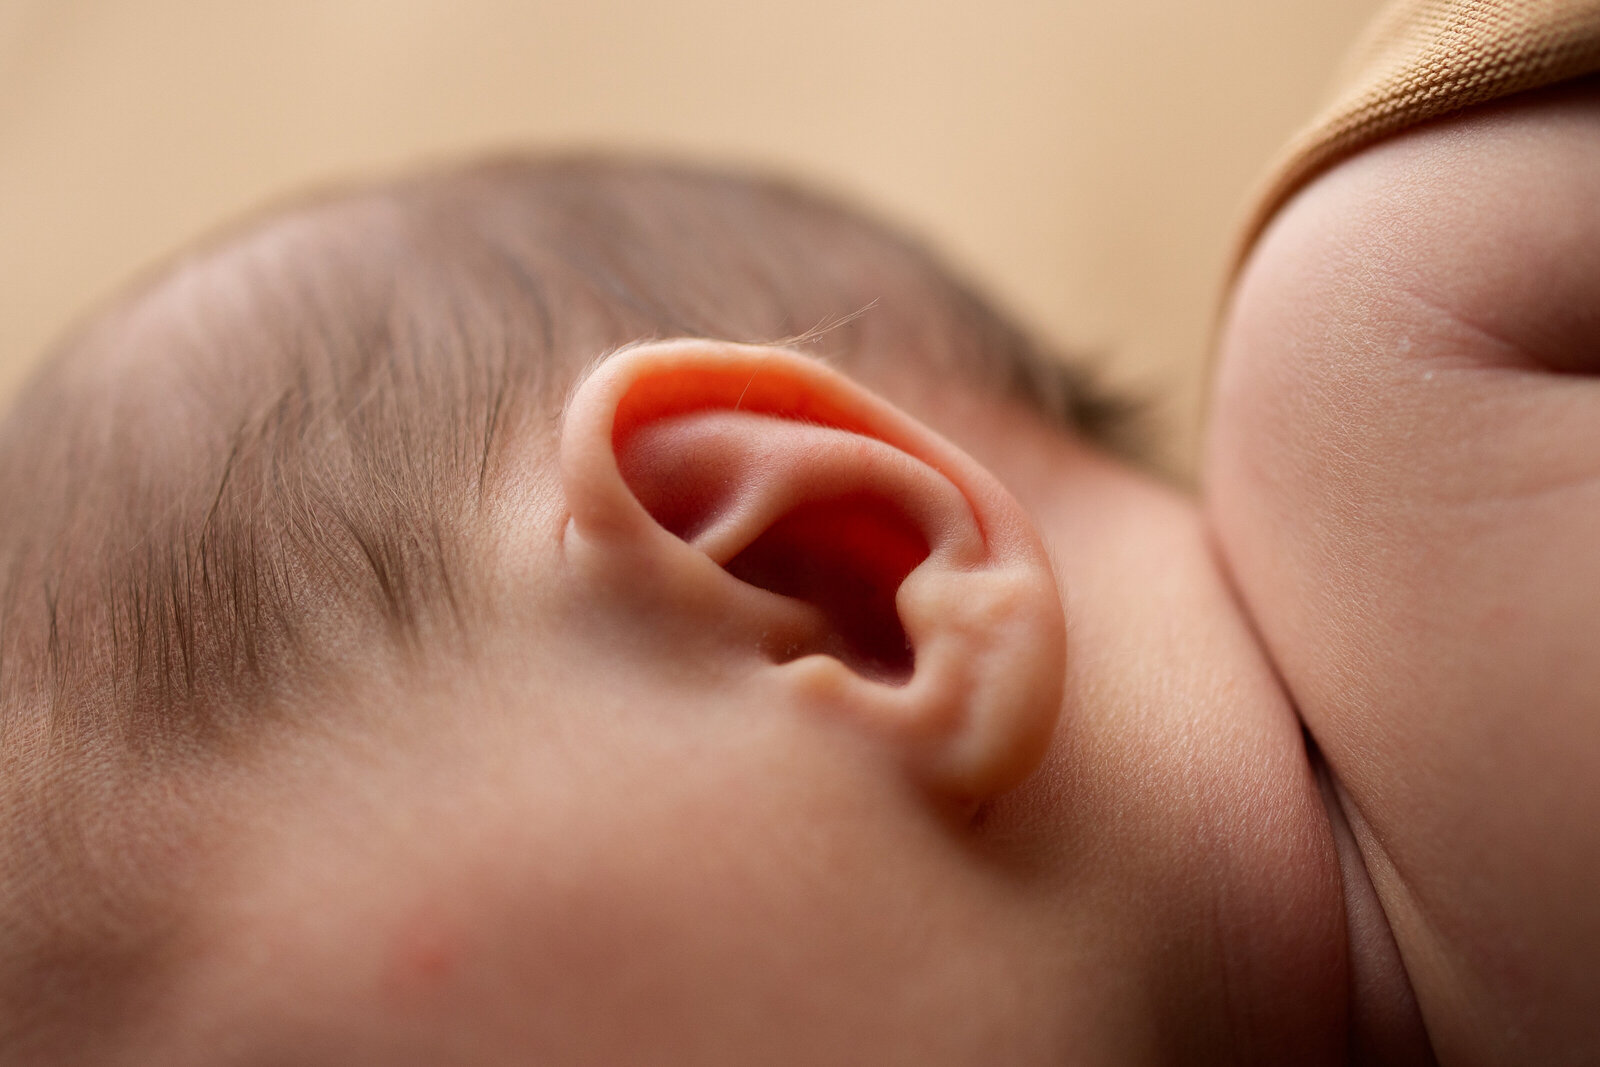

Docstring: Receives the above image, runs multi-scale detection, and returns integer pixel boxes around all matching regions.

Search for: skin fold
[1207,82,1600,1064]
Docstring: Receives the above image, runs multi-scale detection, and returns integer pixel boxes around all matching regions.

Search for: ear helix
[559,340,1066,801]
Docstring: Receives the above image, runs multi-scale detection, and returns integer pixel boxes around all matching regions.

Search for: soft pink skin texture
[111,84,1600,1064]
[1207,83,1600,1065]
[102,336,1349,1066]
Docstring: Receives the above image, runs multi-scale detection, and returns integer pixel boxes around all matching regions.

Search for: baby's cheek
[379,899,463,1009]
[1206,101,1600,1060]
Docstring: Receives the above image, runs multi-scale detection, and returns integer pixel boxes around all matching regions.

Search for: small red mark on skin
[382,904,461,1006]
[1481,602,1522,635]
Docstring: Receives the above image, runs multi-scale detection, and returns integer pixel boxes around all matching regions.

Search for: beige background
[0,0,1382,475]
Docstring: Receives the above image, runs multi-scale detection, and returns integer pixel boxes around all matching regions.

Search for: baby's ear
[559,339,1065,802]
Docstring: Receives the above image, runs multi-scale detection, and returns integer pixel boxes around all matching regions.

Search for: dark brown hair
[0,156,1127,1044]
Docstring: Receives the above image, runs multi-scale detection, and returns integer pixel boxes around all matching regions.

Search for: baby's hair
[0,156,1126,1044]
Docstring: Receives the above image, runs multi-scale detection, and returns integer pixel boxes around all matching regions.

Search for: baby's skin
[7,88,1598,1067]
[117,345,1343,1064]
[1208,81,1600,1064]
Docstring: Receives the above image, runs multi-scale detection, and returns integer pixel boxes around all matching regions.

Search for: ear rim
[558,339,1066,801]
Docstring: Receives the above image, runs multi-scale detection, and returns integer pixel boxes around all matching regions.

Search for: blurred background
[0,0,1383,476]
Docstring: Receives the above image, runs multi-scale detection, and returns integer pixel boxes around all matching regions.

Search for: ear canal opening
[722,494,926,686]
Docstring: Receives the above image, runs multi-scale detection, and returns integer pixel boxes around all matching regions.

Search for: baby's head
[0,159,1345,1063]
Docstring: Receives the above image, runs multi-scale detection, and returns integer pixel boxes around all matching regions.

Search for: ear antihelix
[776,512,1065,799]
[559,340,1066,801]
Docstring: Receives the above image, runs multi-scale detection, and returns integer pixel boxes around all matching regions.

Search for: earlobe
[559,340,1065,801]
